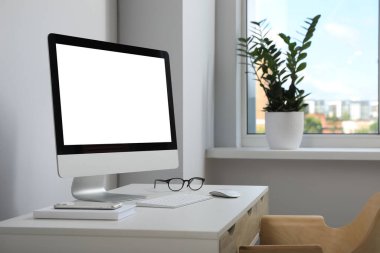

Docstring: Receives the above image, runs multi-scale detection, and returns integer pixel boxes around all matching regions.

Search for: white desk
[0,184,268,253]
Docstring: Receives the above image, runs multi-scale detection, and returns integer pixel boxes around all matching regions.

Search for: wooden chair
[240,193,380,253]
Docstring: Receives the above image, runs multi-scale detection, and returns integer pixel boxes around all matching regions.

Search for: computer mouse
[209,189,241,198]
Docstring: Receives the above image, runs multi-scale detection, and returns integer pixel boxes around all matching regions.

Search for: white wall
[0,0,117,220]
[214,0,241,147]
[183,0,215,178]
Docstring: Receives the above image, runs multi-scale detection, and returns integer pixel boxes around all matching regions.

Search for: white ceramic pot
[265,112,304,150]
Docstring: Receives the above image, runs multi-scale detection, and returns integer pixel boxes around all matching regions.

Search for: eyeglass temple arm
[154,179,169,188]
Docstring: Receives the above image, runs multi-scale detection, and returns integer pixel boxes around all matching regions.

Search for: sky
[247,0,379,101]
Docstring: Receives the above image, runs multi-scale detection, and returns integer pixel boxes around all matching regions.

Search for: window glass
[246,0,379,134]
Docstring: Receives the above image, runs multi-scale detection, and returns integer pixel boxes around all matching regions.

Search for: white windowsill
[206,147,380,161]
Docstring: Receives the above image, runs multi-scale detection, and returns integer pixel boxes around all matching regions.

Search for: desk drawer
[219,193,268,253]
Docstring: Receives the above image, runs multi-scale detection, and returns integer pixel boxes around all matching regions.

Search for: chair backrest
[351,208,380,253]
[344,192,380,253]
[257,193,380,253]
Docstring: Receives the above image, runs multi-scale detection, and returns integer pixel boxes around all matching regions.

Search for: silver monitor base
[71,175,145,202]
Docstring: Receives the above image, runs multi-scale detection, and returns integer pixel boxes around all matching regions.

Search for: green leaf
[250,20,263,26]
[303,32,313,43]
[296,62,307,72]
[279,33,291,44]
[296,76,305,84]
[301,41,312,51]
[298,53,307,62]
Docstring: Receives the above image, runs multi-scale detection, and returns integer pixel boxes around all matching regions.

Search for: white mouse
[209,189,240,198]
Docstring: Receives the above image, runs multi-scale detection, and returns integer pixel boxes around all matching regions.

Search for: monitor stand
[71,175,146,202]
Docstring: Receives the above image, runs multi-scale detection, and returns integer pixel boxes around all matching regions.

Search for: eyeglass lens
[168,178,184,191]
[188,178,204,190]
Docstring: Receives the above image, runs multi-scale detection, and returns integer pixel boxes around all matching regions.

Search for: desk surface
[0,184,268,240]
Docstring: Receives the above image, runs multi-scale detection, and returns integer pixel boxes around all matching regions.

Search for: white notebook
[33,204,135,220]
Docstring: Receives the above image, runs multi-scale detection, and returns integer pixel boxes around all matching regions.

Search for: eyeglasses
[154,177,205,191]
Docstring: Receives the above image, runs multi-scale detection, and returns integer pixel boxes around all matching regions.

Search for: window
[245,0,379,139]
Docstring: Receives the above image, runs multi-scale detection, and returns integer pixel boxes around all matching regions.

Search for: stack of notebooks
[33,203,135,221]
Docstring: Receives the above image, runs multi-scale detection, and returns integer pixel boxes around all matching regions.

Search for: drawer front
[219,192,268,253]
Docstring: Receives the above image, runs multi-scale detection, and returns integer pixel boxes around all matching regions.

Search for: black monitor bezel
[48,33,177,155]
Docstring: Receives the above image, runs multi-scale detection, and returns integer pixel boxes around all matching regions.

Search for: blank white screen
[56,44,172,145]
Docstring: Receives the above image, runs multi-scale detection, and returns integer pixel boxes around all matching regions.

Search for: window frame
[240,0,380,148]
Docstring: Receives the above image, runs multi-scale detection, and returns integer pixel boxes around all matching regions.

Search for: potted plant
[238,15,321,149]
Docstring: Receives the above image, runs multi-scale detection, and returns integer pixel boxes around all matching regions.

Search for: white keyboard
[136,193,213,208]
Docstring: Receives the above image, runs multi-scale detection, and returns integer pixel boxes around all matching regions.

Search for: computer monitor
[48,33,179,202]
